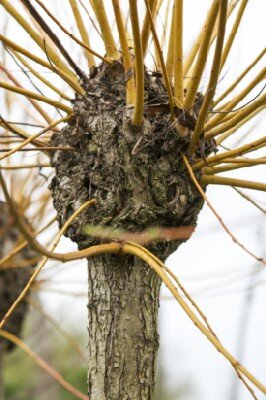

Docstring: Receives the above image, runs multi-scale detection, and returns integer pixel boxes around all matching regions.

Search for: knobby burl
[50,62,210,258]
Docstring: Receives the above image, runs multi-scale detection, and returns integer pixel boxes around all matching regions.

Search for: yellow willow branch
[141,0,157,59]
[123,243,266,394]
[68,0,95,68]
[215,106,264,145]
[0,217,56,269]
[0,116,71,161]
[163,264,217,336]
[159,0,171,54]
[2,256,41,269]
[202,158,266,174]
[22,1,58,52]
[193,135,266,170]
[0,123,51,148]
[166,4,175,82]
[129,0,144,126]
[188,0,228,153]
[146,0,164,70]
[21,0,87,80]
[183,0,219,110]
[0,34,85,95]
[213,47,266,107]
[0,80,72,113]
[154,0,169,71]
[204,162,261,174]
[220,0,248,71]
[183,0,238,78]
[21,0,57,52]
[212,157,266,164]
[0,330,89,400]
[205,93,266,138]
[19,0,86,81]
[206,67,266,131]
[12,51,72,101]
[0,0,77,81]
[90,0,119,59]
[125,244,262,399]
[33,0,110,67]
[0,198,102,330]
[0,170,120,264]
[0,139,29,144]
[173,0,183,107]
[0,62,53,124]
[183,154,266,264]
[144,247,258,396]
[0,163,51,169]
[144,0,174,117]
[112,0,135,106]
[1,146,76,152]
[201,175,266,192]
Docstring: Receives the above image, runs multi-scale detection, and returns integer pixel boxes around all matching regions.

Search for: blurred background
[1,1,265,399]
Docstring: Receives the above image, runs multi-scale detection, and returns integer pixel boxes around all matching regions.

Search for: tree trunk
[87,254,160,400]
[49,62,210,399]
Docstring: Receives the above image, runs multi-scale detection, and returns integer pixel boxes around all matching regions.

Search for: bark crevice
[87,254,160,400]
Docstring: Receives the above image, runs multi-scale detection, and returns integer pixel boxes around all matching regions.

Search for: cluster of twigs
[0,0,265,398]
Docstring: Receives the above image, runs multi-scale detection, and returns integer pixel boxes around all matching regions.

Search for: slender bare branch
[188,0,228,153]
[129,0,144,125]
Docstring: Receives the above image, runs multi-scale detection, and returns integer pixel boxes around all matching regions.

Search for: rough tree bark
[50,63,211,399]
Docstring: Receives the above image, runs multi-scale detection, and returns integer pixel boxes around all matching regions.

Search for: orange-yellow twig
[144,0,174,117]
[0,217,56,269]
[123,242,266,395]
[188,0,228,153]
[34,0,109,65]
[68,0,96,68]
[193,134,266,170]
[129,0,144,125]
[0,116,71,161]
[183,0,219,109]
[201,175,266,192]
[90,0,120,59]
[0,196,100,330]
[183,155,266,265]
[173,0,183,107]
[213,47,266,107]
[112,0,135,105]
[219,0,249,71]
[141,0,157,58]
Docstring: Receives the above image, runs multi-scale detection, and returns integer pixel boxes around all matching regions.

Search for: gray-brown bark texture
[50,63,211,399]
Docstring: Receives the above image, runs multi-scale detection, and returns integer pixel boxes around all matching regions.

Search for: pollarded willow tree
[0,0,265,399]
